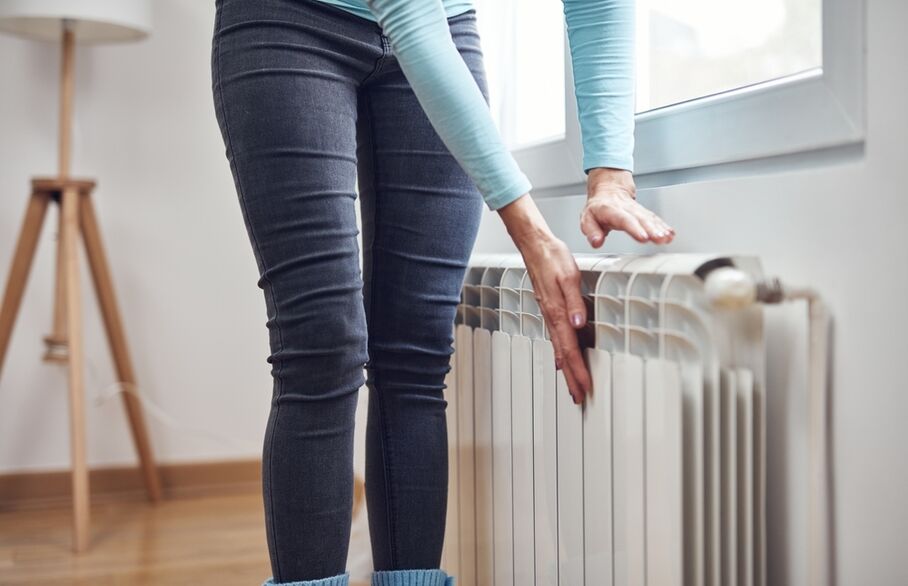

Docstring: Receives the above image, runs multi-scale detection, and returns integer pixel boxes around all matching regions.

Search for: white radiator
[441,253,769,586]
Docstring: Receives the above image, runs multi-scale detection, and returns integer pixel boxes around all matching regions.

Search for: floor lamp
[0,0,161,553]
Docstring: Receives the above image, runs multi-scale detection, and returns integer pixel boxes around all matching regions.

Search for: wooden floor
[0,490,368,585]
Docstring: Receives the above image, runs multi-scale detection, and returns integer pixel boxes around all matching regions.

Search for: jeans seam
[363,87,398,569]
[213,8,288,581]
[360,30,389,86]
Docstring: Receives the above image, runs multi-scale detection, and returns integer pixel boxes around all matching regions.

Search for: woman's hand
[498,194,592,405]
[581,168,675,246]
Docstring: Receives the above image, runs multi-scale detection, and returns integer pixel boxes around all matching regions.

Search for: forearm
[563,0,636,173]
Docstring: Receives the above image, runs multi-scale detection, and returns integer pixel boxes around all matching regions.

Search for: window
[636,0,822,112]
[474,0,863,191]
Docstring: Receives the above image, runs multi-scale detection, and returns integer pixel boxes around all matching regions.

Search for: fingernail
[639,229,649,240]
[555,358,563,370]
[571,313,583,327]
[655,229,665,238]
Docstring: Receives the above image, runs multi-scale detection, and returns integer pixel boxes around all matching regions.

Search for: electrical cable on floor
[83,354,261,453]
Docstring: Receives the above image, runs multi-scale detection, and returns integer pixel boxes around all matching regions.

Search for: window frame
[508,0,865,191]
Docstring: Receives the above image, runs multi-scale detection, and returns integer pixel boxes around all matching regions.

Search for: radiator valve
[703,266,800,308]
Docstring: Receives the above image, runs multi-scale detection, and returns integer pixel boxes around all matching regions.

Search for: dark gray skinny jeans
[211,0,486,582]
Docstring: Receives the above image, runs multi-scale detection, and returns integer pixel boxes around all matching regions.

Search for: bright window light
[636,0,823,112]
[475,0,566,150]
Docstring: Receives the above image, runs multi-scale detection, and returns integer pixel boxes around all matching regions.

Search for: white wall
[1,0,905,585]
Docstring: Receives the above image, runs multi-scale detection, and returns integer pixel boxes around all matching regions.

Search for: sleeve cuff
[482,173,533,212]
[583,154,634,175]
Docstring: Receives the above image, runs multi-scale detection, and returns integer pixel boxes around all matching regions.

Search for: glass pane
[636,0,823,112]
[476,0,566,149]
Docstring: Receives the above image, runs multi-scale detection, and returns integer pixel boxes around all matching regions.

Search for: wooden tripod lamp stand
[0,0,161,552]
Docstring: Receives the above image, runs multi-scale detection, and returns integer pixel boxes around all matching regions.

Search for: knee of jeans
[267,307,370,400]
[365,345,453,397]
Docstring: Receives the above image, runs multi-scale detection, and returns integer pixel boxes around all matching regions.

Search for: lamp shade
[0,0,151,44]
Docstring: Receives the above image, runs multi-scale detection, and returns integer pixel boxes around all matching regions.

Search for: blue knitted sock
[262,571,350,586]
[370,568,455,586]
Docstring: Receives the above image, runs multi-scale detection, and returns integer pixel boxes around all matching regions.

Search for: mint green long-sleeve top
[317,0,635,211]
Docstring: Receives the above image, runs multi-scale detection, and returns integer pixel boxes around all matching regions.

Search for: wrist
[497,193,555,250]
[587,167,636,199]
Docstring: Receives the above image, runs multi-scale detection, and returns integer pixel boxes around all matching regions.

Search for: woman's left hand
[580,168,675,247]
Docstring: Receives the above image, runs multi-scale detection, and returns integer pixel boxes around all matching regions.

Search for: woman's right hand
[498,194,592,405]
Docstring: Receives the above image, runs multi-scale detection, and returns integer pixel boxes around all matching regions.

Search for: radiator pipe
[703,266,833,586]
